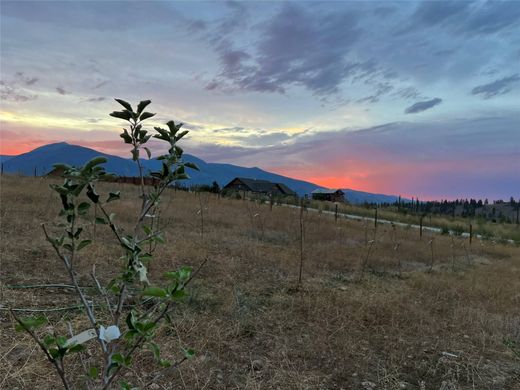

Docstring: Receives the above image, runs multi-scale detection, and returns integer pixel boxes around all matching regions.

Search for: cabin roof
[225,177,296,195]
[311,188,344,194]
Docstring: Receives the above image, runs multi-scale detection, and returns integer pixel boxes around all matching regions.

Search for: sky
[0,0,519,200]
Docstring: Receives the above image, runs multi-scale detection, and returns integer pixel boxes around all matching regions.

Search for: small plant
[11,99,201,389]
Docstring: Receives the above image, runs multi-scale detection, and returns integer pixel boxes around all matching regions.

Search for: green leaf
[166,120,178,135]
[111,353,125,365]
[107,191,120,203]
[148,342,161,360]
[143,147,151,159]
[15,316,47,331]
[178,266,192,281]
[86,184,99,203]
[184,162,199,171]
[110,110,132,121]
[63,243,74,252]
[164,271,179,281]
[88,366,99,379]
[48,347,60,359]
[183,348,195,359]
[142,225,152,235]
[120,129,133,144]
[170,289,187,300]
[137,100,151,114]
[119,381,131,390]
[114,98,133,112]
[56,336,68,348]
[78,202,91,215]
[176,130,189,140]
[68,344,85,353]
[142,287,167,298]
[125,310,137,331]
[154,233,165,244]
[95,217,107,225]
[121,236,133,250]
[74,227,83,238]
[77,240,92,251]
[43,335,56,347]
[84,157,108,171]
[140,112,155,121]
[136,322,156,334]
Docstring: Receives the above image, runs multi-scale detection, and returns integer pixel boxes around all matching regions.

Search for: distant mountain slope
[2,143,143,176]
[0,155,14,164]
[342,189,404,204]
[2,142,403,203]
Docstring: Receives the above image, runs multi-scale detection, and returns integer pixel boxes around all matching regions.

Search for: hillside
[2,142,404,203]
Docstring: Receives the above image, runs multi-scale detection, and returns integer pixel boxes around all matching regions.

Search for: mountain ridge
[1,142,404,204]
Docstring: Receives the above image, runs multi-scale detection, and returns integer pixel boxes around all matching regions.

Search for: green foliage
[14,99,199,389]
[14,315,47,331]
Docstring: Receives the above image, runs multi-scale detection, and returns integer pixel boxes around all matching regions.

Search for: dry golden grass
[1,175,519,389]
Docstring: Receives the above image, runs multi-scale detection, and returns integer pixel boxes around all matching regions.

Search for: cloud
[56,87,68,95]
[393,87,423,100]
[85,96,106,102]
[0,80,37,102]
[404,98,442,114]
[400,1,520,36]
[93,80,109,89]
[14,71,39,86]
[460,1,520,34]
[412,1,471,27]
[208,3,362,95]
[471,74,520,99]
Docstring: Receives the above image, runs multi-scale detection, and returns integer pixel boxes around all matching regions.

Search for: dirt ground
[1,175,519,389]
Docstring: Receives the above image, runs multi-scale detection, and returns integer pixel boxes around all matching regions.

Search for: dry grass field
[1,175,519,389]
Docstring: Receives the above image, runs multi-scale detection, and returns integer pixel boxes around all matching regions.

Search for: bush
[11,99,201,389]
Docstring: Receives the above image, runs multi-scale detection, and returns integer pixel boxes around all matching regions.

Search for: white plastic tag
[65,328,97,347]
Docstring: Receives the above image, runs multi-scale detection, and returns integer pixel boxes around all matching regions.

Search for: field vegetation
[301,200,520,244]
[1,174,519,389]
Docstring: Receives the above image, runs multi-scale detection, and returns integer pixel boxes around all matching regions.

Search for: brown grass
[1,175,519,389]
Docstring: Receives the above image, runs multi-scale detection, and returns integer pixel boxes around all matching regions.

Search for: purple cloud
[404,98,442,114]
[471,74,520,99]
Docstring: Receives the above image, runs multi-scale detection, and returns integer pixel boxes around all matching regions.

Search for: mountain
[0,155,14,164]
[342,189,404,204]
[1,142,402,203]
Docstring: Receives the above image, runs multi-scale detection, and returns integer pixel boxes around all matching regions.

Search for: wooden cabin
[224,177,296,197]
[311,188,345,202]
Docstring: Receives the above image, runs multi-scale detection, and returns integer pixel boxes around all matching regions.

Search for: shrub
[11,99,201,389]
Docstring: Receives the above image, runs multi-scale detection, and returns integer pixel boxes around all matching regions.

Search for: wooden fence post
[469,223,473,245]
[419,215,423,239]
[335,203,338,223]
[374,208,378,228]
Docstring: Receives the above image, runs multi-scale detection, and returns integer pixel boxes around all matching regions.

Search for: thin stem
[42,224,108,357]
[91,264,115,318]
[10,310,72,390]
